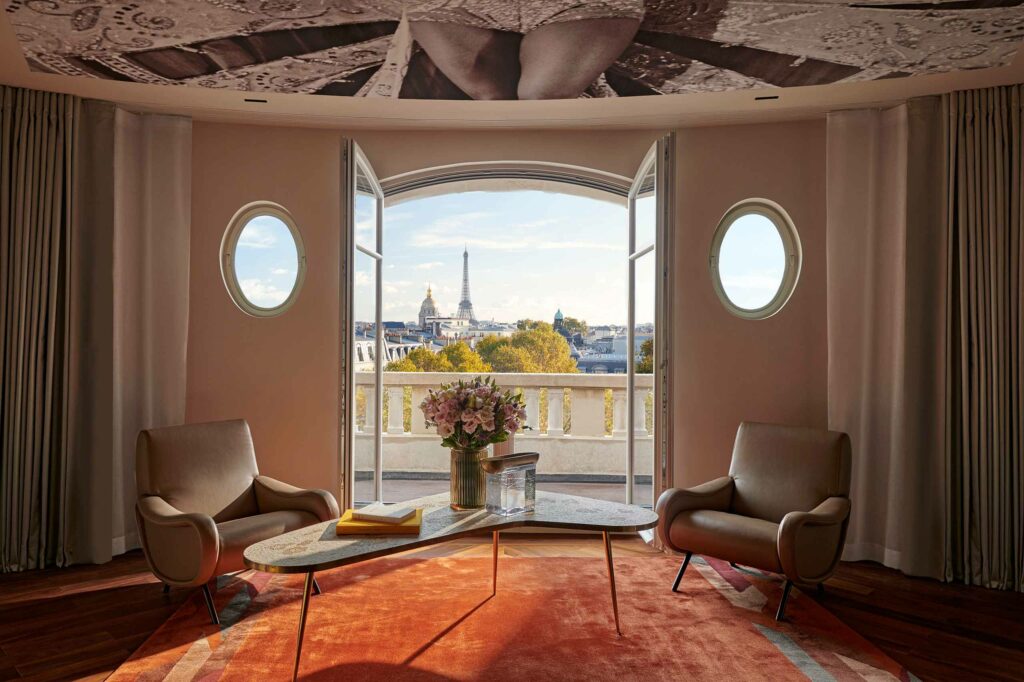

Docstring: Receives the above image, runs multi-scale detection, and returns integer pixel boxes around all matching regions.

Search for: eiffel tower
[456,246,477,323]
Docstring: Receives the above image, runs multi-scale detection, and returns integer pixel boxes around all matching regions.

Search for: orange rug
[110,555,917,681]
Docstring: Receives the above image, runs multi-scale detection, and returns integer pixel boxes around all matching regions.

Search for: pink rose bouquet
[420,376,527,450]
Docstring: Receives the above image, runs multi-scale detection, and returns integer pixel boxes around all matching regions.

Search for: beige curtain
[66,101,192,564]
[826,98,947,579]
[0,86,78,571]
[944,84,1023,591]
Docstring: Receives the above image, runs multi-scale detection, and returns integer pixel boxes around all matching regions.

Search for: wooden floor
[1,537,1021,681]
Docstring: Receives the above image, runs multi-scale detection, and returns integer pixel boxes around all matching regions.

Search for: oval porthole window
[709,199,801,320]
[221,202,306,317]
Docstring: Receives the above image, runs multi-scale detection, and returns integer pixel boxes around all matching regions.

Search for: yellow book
[336,508,423,536]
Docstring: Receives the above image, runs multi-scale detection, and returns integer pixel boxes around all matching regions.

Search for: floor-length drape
[826,98,947,579]
[944,84,1023,591]
[0,86,78,571]
[66,102,191,564]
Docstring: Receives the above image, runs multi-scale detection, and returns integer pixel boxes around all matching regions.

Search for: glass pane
[634,161,656,252]
[355,163,377,251]
[632,251,655,507]
[233,214,299,309]
[353,248,378,504]
[718,213,786,310]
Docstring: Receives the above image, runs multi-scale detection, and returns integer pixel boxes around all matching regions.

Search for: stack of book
[336,503,422,536]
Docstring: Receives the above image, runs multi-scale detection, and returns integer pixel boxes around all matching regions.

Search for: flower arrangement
[420,376,527,451]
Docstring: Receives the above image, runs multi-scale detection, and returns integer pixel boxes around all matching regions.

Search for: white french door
[627,136,673,506]
[343,140,384,510]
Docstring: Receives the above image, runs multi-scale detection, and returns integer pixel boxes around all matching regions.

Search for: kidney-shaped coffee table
[244,491,658,680]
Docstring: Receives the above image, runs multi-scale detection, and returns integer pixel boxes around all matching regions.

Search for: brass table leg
[602,531,622,636]
[492,531,499,596]
[293,572,315,682]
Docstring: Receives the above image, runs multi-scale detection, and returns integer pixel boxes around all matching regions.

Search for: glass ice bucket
[480,452,539,516]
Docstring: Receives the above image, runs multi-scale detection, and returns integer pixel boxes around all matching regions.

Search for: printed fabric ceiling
[4,1,1024,100]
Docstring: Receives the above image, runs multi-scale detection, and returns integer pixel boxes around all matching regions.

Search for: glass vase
[450,447,486,510]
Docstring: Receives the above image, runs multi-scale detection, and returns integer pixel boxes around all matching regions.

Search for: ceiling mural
[4,1,1024,100]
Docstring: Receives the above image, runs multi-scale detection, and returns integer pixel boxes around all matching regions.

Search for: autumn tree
[385,341,492,373]
[439,341,492,372]
[636,338,654,374]
[561,316,588,337]
[477,326,578,373]
[385,347,453,372]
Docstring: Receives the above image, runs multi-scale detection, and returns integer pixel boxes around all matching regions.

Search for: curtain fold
[67,102,191,564]
[0,86,78,571]
[826,98,947,579]
[944,84,1023,591]
[1,87,190,570]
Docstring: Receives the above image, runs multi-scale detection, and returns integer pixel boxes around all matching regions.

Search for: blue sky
[717,213,786,310]
[374,189,646,326]
[232,189,783,323]
[233,215,298,308]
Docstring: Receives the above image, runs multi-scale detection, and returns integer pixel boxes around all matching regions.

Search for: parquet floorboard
[0,536,1020,681]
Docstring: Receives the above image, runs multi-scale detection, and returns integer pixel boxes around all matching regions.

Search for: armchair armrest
[254,475,340,521]
[777,496,851,584]
[655,476,734,552]
[135,495,219,587]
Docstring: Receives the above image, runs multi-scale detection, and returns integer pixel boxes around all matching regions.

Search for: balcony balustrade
[353,372,654,503]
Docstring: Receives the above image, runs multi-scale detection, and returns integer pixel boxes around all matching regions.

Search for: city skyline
[375,189,648,326]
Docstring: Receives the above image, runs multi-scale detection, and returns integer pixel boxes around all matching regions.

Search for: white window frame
[220,201,306,318]
[709,198,801,320]
[342,156,674,509]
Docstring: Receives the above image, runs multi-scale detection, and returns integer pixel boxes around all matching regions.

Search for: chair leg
[775,580,793,621]
[162,583,170,594]
[671,551,692,592]
[312,577,322,596]
[201,583,220,625]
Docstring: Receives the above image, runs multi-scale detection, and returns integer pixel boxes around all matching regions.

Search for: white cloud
[237,224,277,249]
[239,278,289,306]
[411,233,619,252]
[414,261,445,270]
[271,267,294,276]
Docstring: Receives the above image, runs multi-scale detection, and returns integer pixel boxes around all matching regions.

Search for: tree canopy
[477,326,578,373]
[385,329,578,374]
[561,316,588,336]
[636,338,654,374]
[384,342,493,373]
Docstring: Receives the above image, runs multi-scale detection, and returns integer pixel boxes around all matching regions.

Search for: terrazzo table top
[244,491,658,574]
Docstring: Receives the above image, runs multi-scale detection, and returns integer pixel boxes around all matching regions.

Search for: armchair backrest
[136,419,260,522]
[728,422,851,524]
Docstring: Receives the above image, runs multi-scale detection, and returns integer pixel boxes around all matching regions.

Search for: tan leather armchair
[135,419,339,624]
[656,422,851,620]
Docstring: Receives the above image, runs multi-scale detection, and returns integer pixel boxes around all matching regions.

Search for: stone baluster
[387,385,405,434]
[634,389,649,437]
[363,386,376,434]
[546,387,564,437]
[612,389,628,437]
[410,387,430,434]
[523,388,541,432]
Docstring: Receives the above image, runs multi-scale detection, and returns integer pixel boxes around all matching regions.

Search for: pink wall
[184,119,828,496]
[187,122,341,492]
[671,120,829,486]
